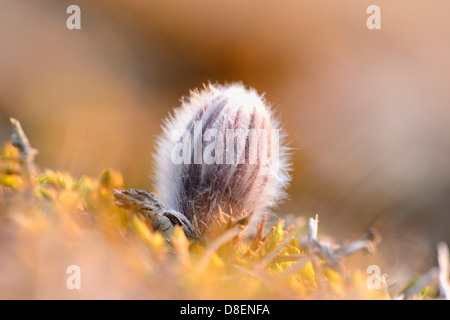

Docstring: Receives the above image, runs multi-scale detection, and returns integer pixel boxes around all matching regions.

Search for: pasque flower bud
[153,83,291,235]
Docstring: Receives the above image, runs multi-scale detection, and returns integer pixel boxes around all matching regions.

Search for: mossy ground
[0,141,439,299]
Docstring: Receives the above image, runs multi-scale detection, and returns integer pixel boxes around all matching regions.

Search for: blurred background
[0,0,449,288]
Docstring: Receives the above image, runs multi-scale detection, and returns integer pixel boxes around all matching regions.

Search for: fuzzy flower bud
[153,83,291,235]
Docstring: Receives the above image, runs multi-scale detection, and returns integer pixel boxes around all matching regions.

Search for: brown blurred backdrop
[0,0,449,286]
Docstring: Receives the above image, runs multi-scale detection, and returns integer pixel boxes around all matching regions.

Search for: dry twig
[9,118,38,180]
[403,267,439,300]
[114,188,204,244]
[437,242,450,300]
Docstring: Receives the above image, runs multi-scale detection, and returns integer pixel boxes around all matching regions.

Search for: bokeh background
[1,0,449,289]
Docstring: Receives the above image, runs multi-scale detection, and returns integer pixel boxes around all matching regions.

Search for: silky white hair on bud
[152,83,292,235]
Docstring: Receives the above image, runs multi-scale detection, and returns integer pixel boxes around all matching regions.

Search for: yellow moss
[210,253,225,269]
[100,169,123,190]
[0,142,19,158]
[1,137,417,299]
[0,173,22,189]
[131,215,153,244]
